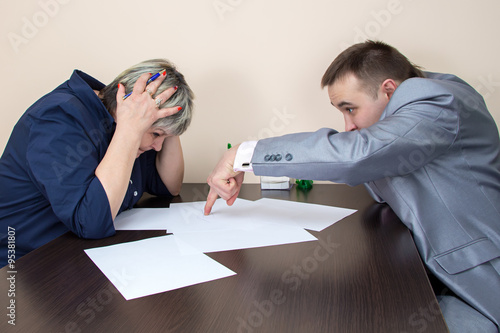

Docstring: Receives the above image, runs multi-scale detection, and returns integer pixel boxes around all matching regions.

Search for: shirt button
[130,180,133,185]
[133,191,138,197]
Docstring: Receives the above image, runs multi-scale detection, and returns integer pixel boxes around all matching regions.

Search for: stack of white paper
[87,198,357,300]
[260,176,292,190]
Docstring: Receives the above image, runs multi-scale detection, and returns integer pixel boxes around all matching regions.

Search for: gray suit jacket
[251,72,500,328]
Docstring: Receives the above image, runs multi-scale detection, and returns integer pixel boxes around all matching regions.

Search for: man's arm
[205,80,459,214]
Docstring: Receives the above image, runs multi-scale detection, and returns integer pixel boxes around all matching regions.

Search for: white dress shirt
[233,141,257,172]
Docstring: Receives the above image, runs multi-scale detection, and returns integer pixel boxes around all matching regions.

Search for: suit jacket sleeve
[251,78,460,186]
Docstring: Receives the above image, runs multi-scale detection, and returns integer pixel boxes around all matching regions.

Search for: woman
[0,59,194,266]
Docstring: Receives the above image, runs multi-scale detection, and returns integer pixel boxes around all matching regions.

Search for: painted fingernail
[162,69,167,76]
[117,83,121,88]
[177,107,182,111]
[174,86,178,90]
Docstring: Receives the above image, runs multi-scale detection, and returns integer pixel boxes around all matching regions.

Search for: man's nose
[344,116,358,132]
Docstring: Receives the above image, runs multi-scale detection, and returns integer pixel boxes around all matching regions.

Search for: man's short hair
[321,40,424,97]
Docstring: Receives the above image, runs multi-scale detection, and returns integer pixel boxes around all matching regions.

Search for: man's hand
[204,145,245,215]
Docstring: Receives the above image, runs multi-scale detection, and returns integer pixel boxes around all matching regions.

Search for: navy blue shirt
[0,70,172,266]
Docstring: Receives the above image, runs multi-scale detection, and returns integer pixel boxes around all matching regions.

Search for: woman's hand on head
[115,72,181,136]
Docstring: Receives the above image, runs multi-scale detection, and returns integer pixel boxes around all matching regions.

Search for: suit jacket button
[275,154,282,161]
[285,153,293,161]
[270,154,276,161]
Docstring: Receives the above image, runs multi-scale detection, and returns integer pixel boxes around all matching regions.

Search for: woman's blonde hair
[100,59,194,136]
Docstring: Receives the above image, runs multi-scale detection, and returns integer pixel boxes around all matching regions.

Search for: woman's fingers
[116,83,126,101]
[157,105,182,118]
[146,69,167,94]
[152,84,181,116]
[117,70,181,127]
[132,72,153,96]
[156,84,178,102]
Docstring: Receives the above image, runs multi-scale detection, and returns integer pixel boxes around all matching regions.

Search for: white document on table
[114,208,170,230]
[167,199,255,233]
[88,198,358,299]
[171,198,318,252]
[173,222,317,253]
[84,235,236,300]
[112,198,355,253]
[114,198,356,233]
[113,200,249,232]
[113,200,218,231]
[253,198,358,231]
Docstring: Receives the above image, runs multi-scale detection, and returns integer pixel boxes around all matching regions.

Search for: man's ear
[380,79,398,100]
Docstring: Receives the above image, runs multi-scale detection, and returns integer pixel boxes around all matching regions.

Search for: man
[204,41,500,332]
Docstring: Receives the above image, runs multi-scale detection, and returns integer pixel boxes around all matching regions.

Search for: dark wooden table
[1,184,449,332]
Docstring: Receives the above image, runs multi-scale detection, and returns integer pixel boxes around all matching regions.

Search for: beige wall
[1,0,499,184]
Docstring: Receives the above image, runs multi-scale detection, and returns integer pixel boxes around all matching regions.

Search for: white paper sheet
[84,235,236,300]
[254,198,357,231]
[114,199,254,232]
[114,208,170,230]
[167,199,255,233]
[89,198,357,299]
[169,198,318,252]
[114,198,356,233]
[174,222,317,253]
[112,198,354,254]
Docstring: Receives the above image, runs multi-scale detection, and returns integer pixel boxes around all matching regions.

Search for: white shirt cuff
[234,141,257,172]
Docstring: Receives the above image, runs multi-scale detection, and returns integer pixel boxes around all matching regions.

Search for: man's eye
[347,108,354,113]
[152,132,161,138]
